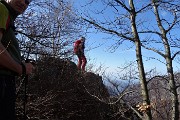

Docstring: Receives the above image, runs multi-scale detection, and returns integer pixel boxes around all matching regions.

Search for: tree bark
[129,0,152,119]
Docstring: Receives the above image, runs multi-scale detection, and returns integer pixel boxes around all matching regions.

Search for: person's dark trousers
[0,75,16,120]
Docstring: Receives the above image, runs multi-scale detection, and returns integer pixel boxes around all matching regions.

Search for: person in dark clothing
[73,37,87,71]
[0,0,34,119]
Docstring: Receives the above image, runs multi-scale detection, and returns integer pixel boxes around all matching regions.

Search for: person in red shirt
[74,37,87,71]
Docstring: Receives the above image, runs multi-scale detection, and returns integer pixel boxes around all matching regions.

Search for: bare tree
[139,0,180,119]
[15,0,85,60]
[151,1,179,119]
[80,0,153,119]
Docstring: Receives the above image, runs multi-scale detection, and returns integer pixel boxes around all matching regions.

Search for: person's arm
[79,42,85,53]
[0,29,33,75]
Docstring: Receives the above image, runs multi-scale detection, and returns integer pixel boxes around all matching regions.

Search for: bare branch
[172,51,180,60]
[136,3,152,14]
[114,0,131,12]
[82,17,134,41]
[141,44,165,58]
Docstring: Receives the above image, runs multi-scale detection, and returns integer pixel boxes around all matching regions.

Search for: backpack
[73,41,80,54]
[0,0,14,32]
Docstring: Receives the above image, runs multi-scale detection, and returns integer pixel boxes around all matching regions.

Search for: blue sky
[72,0,180,76]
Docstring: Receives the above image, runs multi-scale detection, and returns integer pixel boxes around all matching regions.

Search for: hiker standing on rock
[73,37,87,71]
[0,0,34,119]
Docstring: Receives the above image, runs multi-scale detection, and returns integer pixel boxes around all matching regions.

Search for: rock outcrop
[16,57,114,120]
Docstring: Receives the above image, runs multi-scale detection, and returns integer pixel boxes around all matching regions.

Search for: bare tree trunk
[135,42,152,120]
[129,0,152,119]
[164,40,179,120]
[166,56,179,120]
[152,0,179,119]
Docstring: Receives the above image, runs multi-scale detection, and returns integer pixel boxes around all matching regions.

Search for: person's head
[80,37,85,42]
[5,0,31,14]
